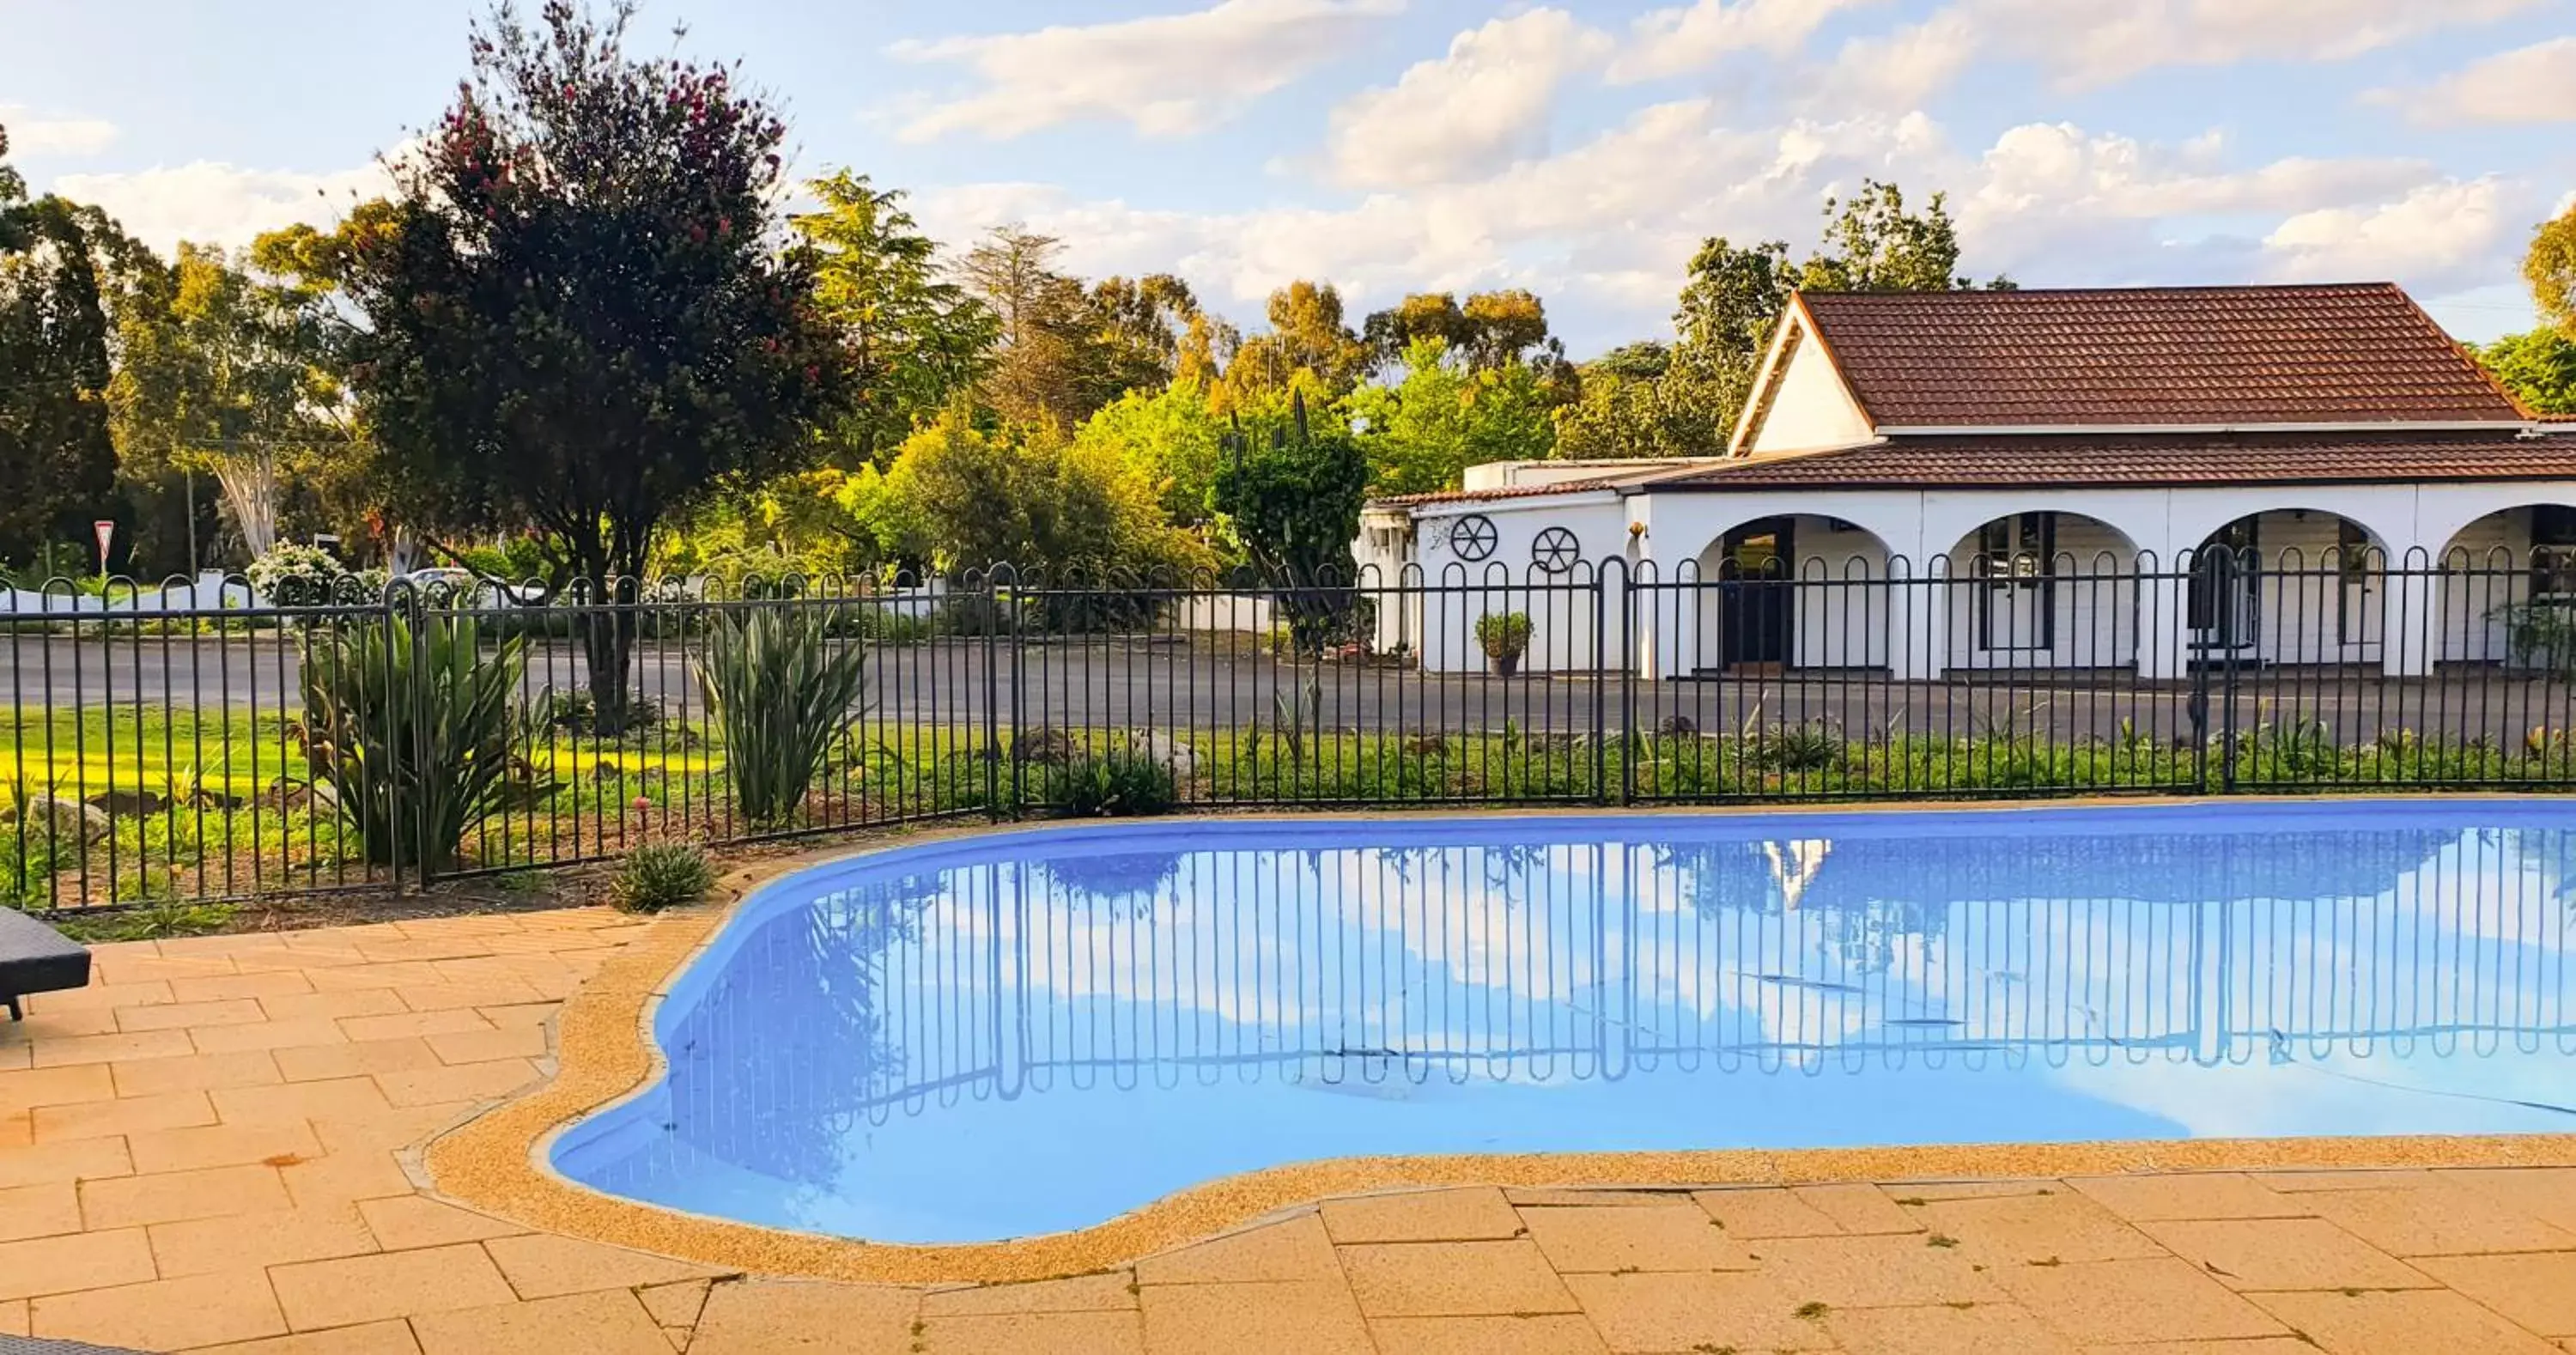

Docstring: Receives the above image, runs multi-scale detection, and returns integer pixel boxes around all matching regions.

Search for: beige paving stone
[1793,1182,1924,1234]
[922,1272,1139,1316]
[1918,1189,2168,1265]
[213,1075,402,1126]
[187,1318,426,1354]
[1563,1270,1831,1353]
[191,1018,357,1054]
[338,1010,493,1042]
[0,1298,21,1335]
[0,1112,23,1148]
[150,1203,380,1278]
[2137,1217,2433,1292]
[2253,1168,2443,1192]
[392,979,548,1012]
[1825,1300,2081,1354]
[1138,1279,1372,1355]
[270,1243,519,1329]
[0,1135,132,1190]
[483,1230,728,1297]
[2414,1252,2576,1336]
[1366,1313,1611,1355]
[1753,1231,2008,1308]
[636,1277,711,1328]
[30,980,173,1012]
[1995,1257,2290,1346]
[2067,1172,2307,1222]
[128,1118,322,1173]
[309,962,453,992]
[168,970,319,1003]
[0,1226,156,1300]
[1339,1239,1578,1317]
[33,1086,216,1141]
[2077,1341,2320,1355]
[274,1037,446,1082]
[410,1289,674,1355]
[16,1007,121,1038]
[471,1001,561,1029]
[923,1309,1145,1354]
[0,1181,81,1243]
[82,1162,291,1228]
[689,1279,920,1354]
[1886,1179,2059,1200]
[2300,1184,2576,1257]
[1517,1203,1753,1273]
[0,1063,118,1113]
[313,1103,480,1153]
[2254,1286,2561,1355]
[1321,1186,1524,1243]
[30,1269,288,1350]
[110,1048,285,1097]
[374,1057,539,1107]
[2441,1168,2576,1236]
[29,1028,195,1067]
[356,1194,532,1249]
[118,996,272,1032]
[1502,1187,1682,1209]
[1136,1212,1342,1285]
[424,1023,550,1065]
[279,1145,418,1207]
[257,990,410,1024]
[1693,1185,1858,1237]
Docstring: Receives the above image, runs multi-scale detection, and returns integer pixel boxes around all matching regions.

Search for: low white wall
[0,572,256,615]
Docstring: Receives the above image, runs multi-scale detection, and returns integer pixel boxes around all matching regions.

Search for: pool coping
[422,796,2576,1285]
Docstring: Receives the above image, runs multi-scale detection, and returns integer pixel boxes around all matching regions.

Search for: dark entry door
[1718,518,1794,668]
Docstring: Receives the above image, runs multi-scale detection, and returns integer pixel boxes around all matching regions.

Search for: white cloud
[888,0,1404,142]
[1803,10,1981,113]
[1966,0,2545,89]
[51,157,392,253]
[2368,37,2576,126]
[0,108,118,158]
[2263,179,2522,289]
[1611,0,1881,82]
[1324,9,1613,190]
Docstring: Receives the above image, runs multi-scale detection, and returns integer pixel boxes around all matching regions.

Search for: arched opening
[2430,504,2576,669]
[1941,511,2142,671]
[2187,509,2387,666]
[1676,513,1899,673]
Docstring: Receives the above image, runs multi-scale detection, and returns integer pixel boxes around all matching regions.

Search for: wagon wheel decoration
[1531,526,1582,574]
[1449,513,1499,562]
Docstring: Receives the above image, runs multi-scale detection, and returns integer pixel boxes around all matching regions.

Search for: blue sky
[4,0,2572,355]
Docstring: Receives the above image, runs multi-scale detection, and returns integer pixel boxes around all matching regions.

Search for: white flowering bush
[246,544,352,605]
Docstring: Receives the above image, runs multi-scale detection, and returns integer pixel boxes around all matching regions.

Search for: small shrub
[1755,722,1844,772]
[612,842,715,913]
[1048,750,1179,817]
[1475,611,1533,664]
[300,614,532,869]
[538,687,664,736]
[246,544,355,606]
[696,609,870,829]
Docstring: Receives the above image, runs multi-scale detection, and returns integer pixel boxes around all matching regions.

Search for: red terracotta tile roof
[1795,283,2528,428]
[1369,473,1655,509]
[1651,431,2576,491]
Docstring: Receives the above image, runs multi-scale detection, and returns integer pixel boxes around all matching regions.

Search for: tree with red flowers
[343,1,843,727]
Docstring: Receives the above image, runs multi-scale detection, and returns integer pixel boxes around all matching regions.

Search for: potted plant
[1476,611,1534,677]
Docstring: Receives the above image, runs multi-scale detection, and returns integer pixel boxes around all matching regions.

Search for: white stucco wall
[1741,324,1874,456]
[1408,496,1625,672]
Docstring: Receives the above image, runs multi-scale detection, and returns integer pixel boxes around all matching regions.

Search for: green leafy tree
[793,171,998,470]
[1363,288,1561,374]
[887,404,1207,580]
[1071,380,1227,527]
[1221,280,1370,408]
[1087,273,1204,398]
[958,224,1107,431]
[1351,337,1557,495]
[2483,330,2576,415]
[337,1,845,729]
[107,243,355,562]
[2530,198,2576,337]
[0,125,125,573]
[1209,393,1368,646]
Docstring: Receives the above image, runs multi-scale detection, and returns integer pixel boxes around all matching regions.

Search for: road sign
[93,520,114,575]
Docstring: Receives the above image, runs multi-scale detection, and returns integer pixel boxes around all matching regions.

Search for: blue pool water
[552,801,2576,1243]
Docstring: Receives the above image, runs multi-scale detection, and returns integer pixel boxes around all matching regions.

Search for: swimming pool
[551,801,2576,1244]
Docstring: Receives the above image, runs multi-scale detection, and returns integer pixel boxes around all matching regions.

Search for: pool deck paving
[9,910,2576,1353]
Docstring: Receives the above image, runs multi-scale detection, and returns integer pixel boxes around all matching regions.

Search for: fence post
[980,569,1002,823]
[1590,563,1609,805]
[394,580,433,892]
[2219,552,2245,793]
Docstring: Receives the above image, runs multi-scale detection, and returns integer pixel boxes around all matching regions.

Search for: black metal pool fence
[9,547,2576,908]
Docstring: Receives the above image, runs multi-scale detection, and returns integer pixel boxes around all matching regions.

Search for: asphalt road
[6,635,2571,746]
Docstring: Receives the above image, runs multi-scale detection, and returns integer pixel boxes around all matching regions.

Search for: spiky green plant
[695,608,871,829]
[300,615,529,869]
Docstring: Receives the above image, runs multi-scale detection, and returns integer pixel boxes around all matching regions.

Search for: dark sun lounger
[0,909,91,1021]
